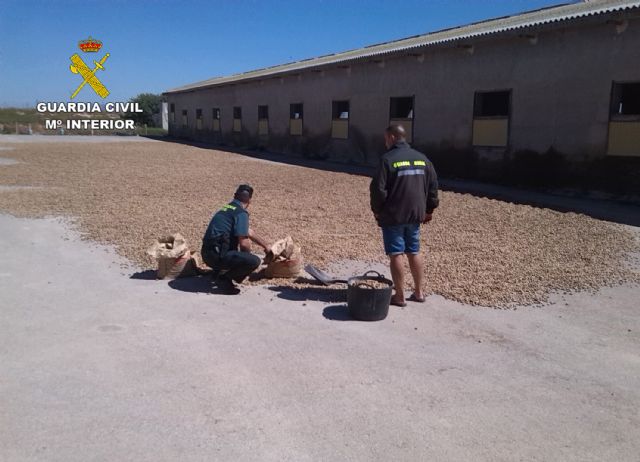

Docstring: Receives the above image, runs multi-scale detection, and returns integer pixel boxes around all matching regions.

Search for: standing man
[370,125,439,307]
[201,184,270,294]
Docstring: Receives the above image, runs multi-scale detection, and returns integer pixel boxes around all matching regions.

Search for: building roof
[165,0,640,94]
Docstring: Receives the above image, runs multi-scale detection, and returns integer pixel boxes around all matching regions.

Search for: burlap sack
[268,236,296,260]
[147,234,189,259]
[147,234,199,280]
[156,251,199,279]
[265,242,303,278]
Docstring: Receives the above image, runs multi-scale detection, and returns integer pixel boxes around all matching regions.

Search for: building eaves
[165,0,640,94]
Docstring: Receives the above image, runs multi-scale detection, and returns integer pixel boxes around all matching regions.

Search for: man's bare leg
[389,254,406,304]
[407,253,425,301]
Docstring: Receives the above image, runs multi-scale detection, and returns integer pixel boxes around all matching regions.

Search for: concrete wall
[167,12,640,194]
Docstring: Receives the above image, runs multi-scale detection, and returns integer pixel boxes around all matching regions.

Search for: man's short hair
[234,184,254,203]
[385,124,406,140]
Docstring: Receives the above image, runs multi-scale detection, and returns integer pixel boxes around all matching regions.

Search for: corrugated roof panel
[165,0,640,94]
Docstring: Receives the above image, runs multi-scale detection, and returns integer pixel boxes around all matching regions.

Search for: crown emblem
[78,36,102,53]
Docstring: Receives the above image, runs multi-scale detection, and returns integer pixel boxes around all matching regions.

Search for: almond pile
[0,140,637,307]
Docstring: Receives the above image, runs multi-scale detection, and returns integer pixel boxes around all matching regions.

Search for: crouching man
[201,184,270,294]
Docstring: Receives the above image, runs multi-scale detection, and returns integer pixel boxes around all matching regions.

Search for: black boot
[215,275,240,295]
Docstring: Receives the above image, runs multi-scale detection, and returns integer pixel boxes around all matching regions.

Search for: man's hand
[238,236,252,252]
[248,228,270,252]
[422,213,433,224]
[263,250,275,264]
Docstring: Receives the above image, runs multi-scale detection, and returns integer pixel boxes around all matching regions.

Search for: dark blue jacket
[370,141,439,226]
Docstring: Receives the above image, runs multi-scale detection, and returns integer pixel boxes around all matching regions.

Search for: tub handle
[362,270,384,279]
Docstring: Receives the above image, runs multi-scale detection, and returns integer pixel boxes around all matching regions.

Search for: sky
[0,0,570,107]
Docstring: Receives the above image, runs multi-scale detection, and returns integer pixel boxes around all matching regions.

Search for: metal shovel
[304,264,348,285]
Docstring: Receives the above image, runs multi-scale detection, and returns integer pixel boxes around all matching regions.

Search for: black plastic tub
[347,271,393,321]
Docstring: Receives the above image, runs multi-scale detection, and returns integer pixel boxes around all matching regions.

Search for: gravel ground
[0,140,637,307]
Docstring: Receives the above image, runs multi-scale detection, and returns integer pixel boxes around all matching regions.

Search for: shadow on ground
[129,271,215,294]
[268,285,346,303]
[168,275,251,296]
[322,304,355,321]
[130,270,157,280]
[168,275,213,293]
[440,179,640,227]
